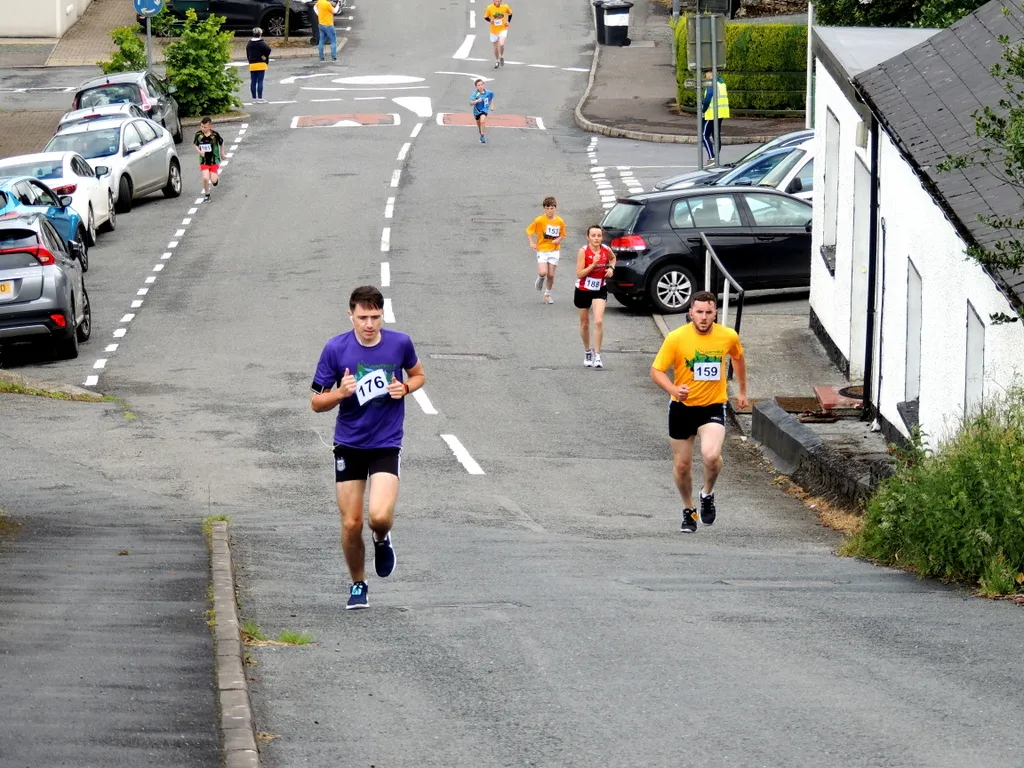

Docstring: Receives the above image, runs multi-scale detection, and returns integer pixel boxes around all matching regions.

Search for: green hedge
[675,20,807,113]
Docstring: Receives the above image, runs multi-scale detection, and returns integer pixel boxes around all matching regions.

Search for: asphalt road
[3,1,1024,767]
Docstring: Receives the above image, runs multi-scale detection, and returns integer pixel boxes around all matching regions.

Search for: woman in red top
[574,224,616,369]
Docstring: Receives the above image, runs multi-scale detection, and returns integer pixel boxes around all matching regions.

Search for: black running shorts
[668,401,727,440]
[333,445,401,483]
[573,287,608,309]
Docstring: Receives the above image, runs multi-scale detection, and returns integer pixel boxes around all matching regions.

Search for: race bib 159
[355,369,389,406]
[693,361,722,381]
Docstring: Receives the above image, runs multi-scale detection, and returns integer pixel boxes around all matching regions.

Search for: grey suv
[0,213,91,359]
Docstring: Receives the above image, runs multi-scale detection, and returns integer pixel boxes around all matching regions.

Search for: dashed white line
[381,262,391,287]
[312,98,345,102]
[161,252,171,259]
[397,142,411,161]
[390,169,401,187]
[469,9,475,27]
[131,300,143,308]
[410,122,423,138]
[168,241,179,248]
[153,264,164,271]
[354,96,386,100]
[188,208,198,214]
[528,64,557,69]
[384,197,395,218]
[413,389,438,415]
[105,344,118,352]
[182,217,191,225]
[93,359,107,369]
[120,314,135,323]
[145,276,156,284]
[534,117,546,130]
[441,434,485,475]
[453,34,475,59]
[84,375,98,386]
[383,298,395,323]
[174,229,185,237]
[113,328,126,338]
[136,288,148,296]
[564,67,590,72]
[381,227,391,252]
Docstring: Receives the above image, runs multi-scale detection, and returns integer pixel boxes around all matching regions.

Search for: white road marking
[435,71,493,82]
[413,389,437,415]
[137,288,148,296]
[188,208,197,214]
[466,57,487,62]
[384,197,395,218]
[528,64,557,69]
[93,359,106,369]
[381,262,390,286]
[390,169,401,187]
[503,60,523,65]
[453,34,475,59]
[194,197,204,204]
[153,264,164,271]
[105,344,118,352]
[381,227,391,252]
[312,97,345,102]
[441,435,485,475]
[397,142,411,161]
[174,229,185,237]
[84,375,98,386]
[120,314,135,323]
[280,73,336,85]
[470,9,475,27]
[113,329,126,338]
[182,217,191,225]
[161,252,171,259]
[564,67,590,72]
[393,96,433,117]
[225,153,234,159]
[410,122,423,138]
[383,298,395,323]
[145,276,156,284]
[336,75,424,85]
[301,86,431,92]
[168,241,178,248]
[533,117,546,130]
[495,495,545,533]
[131,300,143,308]
[221,160,230,167]
[590,166,605,172]
[353,96,385,100]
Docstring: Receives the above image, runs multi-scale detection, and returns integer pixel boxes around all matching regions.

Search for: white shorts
[537,250,560,265]
[489,31,508,43]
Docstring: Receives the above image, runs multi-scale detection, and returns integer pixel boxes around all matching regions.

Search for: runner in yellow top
[526,196,566,305]
[483,2,513,69]
[650,291,749,532]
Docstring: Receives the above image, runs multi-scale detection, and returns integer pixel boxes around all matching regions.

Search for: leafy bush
[674,20,807,113]
[815,0,987,28]
[148,5,182,37]
[848,389,1024,595]
[163,10,240,118]
[98,26,147,74]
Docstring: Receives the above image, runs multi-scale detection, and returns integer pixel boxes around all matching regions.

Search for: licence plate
[0,280,12,300]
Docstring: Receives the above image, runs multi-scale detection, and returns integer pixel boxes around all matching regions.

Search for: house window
[820,109,841,275]
[905,259,922,402]
[965,301,985,417]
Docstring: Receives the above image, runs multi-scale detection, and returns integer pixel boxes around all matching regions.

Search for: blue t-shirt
[311,329,419,449]
[471,89,494,114]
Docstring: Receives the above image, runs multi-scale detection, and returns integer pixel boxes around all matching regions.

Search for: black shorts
[333,445,401,483]
[668,401,727,440]
[573,287,608,309]
[474,111,488,121]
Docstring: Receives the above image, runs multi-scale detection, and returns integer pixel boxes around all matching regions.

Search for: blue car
[0,175,90,272]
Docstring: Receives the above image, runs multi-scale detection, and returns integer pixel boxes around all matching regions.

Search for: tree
[814,0,987,28]
[939,29,1024,323]
[163,10,241,118]
[97,26,147,74]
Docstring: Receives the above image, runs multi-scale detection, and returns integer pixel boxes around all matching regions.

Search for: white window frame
[965,301,985,417]
[823,109,841,248]
[905,259,922,402]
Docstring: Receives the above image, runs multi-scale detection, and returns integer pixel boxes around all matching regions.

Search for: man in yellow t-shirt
[650,291,749,532]
[315,0,340,61]
[525,196,566,304]
[483,2,512,69]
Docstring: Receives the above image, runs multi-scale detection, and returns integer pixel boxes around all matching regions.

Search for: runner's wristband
[403,382,410,395]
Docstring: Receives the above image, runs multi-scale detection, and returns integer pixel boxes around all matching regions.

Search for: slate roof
[854,0,1024,309]
[815,27,938,80]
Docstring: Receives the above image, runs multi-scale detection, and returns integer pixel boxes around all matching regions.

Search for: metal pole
[805,2,814,129]
[671,0,679,62]
[711,14,720,167]
[146,15,153,73]
[695,8,704,171]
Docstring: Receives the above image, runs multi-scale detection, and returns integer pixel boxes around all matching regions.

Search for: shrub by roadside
[843,388,1024,596]
[97,26,147,73]
[164,10,241,118]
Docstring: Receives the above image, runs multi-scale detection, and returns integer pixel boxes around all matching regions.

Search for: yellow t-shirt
[526,214,566,253]
[652,322,743,406]
[315,0,335,26]
[484,3,512,35]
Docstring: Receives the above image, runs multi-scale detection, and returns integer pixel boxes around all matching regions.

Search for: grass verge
[241,618,314,647]
[0,377,102,402]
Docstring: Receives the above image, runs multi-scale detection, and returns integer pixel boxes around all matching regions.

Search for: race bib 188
[584,276,603,291]
[693,361,722,381]
[355,369,389,406]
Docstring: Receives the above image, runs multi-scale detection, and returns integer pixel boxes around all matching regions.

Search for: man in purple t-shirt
[310,285,426,610]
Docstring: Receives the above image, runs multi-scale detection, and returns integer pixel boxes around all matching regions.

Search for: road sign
[133,0,164,18]
[686,15,726,70]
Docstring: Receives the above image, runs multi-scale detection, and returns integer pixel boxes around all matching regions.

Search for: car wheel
[75,227,90,273]
[649,263,697,314]
[54,297,79,360]
[116,176,133,213]
[263,10,286,36]
[614,293,650,311]
[76,286,92,342]
[86,205,97,246]
[100,191,116,232]
[163,159,182,198]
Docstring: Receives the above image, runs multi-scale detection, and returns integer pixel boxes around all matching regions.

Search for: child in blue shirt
[469,79,495,144]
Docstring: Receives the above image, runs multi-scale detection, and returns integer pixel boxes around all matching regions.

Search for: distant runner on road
[310,285,426,610]
[574,224,615,368]
[483,2,512,69]
[193,117,223,202]
[469,79,495,144]
[650,291,749,532]
[526,197,566,304]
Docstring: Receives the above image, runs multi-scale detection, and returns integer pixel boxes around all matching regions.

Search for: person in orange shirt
[650,291,749,532]
[314,0,341,61]
[526,196,566,304]
[483,2,512,69]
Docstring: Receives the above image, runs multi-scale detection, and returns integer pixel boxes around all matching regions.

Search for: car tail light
[0,244,56,266]
[139,88,153,113]
[51,184,77,196]
[611,235,647,252]
[50,313,67,328]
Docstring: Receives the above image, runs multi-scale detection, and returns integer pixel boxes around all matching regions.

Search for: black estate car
[140,0,329,37]
[601,187,813,313]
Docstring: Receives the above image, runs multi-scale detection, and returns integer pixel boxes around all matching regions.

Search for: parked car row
[601,128,816,314]
[0,71,184,360]
[138,0,348,38]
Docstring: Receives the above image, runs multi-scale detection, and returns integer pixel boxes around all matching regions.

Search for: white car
[44,116,182,213]
[754,138,814,202]
[0,151,115,246]
[56,103,148,133]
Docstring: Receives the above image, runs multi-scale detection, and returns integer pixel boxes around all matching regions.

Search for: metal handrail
[701,232,746,379]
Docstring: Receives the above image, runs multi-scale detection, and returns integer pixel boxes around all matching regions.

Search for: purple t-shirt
[311,329,419,449]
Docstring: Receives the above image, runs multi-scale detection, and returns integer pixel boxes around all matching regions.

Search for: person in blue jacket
[701,71,730,163]
[470,79,495,144]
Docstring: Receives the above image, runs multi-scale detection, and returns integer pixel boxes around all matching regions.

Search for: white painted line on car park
[182,217,191,225]
[145,276,156,284]
[131,300,143,308]
[397,142,411,161]
[383,298,395,323]
[188,207,198,214]
[381,262,390,287]
[168,241,178,248]
[385,197,395,218]
[93,359,106,369]
[453,34,475,59]
[194,197,204,205]
[381,227,391,252]
[411,122,423,138]
[441,435,485,474]
[120,314,135,323]
[153,264,164,271]
[469,9,475,27]
[174,229,185,237]
[413,389,437,415]
[161,252,171,259]
[105,344,118,352]
[113,329,126,338]
[136,289,148,296]
[84,375,98,386]
[390,170,401,187]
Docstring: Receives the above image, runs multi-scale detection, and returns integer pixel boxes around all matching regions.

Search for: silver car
[0,213,91,360]
[56,103,148,133]
[44,116,182,214]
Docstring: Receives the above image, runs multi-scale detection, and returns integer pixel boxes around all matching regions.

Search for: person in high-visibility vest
[701,71,730,163]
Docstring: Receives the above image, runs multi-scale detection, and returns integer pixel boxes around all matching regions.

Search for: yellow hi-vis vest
[704,79,730,120]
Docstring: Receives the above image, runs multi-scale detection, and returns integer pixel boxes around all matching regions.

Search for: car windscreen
[78,84,140,108]
[758,149,807,189]
[602,202,642,231]
[0,161,63,180]
[733,131,809,166]
[46,128,121,160]
[717,151,791,186]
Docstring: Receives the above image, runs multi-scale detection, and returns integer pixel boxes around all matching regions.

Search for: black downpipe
[862,116,880,416]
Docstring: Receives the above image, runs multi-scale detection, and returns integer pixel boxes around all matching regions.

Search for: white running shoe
[593,353,604,368]
[584,349,594,368]
[544,292,554,304]
[535,275,545,291]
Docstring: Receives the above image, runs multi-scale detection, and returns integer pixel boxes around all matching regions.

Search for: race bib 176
[355,369,389,406]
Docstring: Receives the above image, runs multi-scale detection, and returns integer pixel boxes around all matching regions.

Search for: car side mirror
[788,178,803,194]
[805,220,812,232]
[167,84,178,94]
[59,195,74,208]
[95,165,110,178]
[69,241,84,258]
[125,141,142,154]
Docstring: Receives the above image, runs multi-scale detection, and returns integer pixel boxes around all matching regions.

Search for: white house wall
[809,60,871,374]
[0,0,92,38]
[875,131,1024,443]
